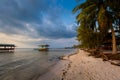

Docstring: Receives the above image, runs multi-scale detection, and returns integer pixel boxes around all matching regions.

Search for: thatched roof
[0,44,15,47]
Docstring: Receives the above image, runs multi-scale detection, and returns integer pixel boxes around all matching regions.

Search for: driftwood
[83,48,120,66]
[108,60,120,66]
[99,53,109,61]
[100,53,120,66]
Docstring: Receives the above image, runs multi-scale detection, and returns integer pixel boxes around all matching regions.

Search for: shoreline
[37,49,120,80]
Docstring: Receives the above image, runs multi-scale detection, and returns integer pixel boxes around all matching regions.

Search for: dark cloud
[0,0,77,39]
[0,0,50,22]
[36,23,76,39]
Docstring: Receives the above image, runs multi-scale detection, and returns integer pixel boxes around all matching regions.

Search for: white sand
[37,49,120,80]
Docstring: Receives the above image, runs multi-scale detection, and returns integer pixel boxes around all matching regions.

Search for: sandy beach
[37,49,120,80]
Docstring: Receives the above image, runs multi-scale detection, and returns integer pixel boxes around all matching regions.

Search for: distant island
[64,47,74,49]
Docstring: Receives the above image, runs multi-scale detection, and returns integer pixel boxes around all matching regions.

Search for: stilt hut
[0,44,15,53]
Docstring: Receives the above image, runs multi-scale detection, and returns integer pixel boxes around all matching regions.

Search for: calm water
[0,48,75,80]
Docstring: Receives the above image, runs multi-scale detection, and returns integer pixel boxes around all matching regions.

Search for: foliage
[77,25,102,49]
[73,0,120,52]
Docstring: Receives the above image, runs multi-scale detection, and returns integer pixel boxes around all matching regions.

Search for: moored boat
[39,44,49,51]
[39,48,49,51]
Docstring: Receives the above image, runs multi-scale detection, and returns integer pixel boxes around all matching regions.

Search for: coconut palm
[73,0,120,54]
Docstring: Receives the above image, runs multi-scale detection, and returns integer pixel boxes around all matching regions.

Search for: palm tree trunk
[111,28,117,54]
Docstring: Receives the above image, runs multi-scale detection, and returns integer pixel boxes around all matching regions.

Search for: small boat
[39,48,49,51]
[39,44,49,51]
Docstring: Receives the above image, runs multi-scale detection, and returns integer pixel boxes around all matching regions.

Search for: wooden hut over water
[39,44,49,51]
[0,44,15,53]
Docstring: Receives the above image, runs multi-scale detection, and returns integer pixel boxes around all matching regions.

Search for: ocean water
[0,48,75,80]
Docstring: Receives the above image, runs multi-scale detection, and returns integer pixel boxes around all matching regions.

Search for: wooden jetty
[0,44,15,53]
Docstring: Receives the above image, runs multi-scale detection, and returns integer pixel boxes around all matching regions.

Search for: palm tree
[73,0,119,54]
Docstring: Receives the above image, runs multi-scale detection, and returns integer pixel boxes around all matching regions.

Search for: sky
[0,0,84,48]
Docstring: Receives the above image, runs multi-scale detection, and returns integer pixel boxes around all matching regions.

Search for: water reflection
[0,48,74,80]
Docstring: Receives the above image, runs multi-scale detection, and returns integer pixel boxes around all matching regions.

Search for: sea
[0,48,75,80]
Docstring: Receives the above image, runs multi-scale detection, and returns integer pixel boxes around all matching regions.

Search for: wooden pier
[0,44,15,53]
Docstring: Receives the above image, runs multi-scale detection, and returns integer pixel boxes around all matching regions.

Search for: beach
[37,49,120,80]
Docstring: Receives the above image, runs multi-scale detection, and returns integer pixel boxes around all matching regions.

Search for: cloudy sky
[0,0,84,48]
